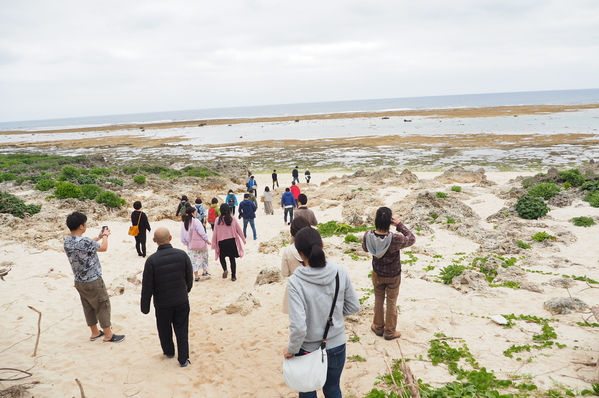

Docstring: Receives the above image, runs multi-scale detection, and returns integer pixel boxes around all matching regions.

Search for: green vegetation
[517,240,532,249]
[580,180,599,192]
[572,216,596,227]
[436,192,448,198]
[347,355,367,362]
[76,174,97,185]
[181,166,219,178]
[527,182,561,200]
[515,195,549,219]
[317,220,370,238]
[90,166,111,176]
[54,182,83,199]
[0,191,41,218]
[133,175,147,184]
[531,231,556,242]
[439,264,466,284]
[104,178,124,186]
[123,166,139,175]
[445,216,456,224]
[450,185,462,192]
[348,334,360,343]
[80,184,103,200]
[34,178,55,191]
[584,191,599,207]
[95,191,126,208]
[344,234,360,244]
[558,168,585,186]
[57,165,81,181]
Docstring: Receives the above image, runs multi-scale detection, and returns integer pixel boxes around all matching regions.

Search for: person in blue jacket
[280,187,297,225]
[225,190,238,216]
[238,193,258,240]
[248,176,258,196]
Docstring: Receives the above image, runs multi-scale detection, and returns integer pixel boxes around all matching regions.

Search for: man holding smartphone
[64,212,125,343]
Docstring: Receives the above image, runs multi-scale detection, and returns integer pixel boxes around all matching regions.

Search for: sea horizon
[2,88,599,132]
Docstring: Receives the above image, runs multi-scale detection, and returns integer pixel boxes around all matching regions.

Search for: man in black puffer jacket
[141,227,193,367]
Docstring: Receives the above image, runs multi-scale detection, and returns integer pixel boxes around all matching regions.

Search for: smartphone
[101,226,108,233]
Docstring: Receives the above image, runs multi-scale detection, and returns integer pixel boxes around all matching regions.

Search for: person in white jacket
[180,206,210,282]
[283,227,360,398]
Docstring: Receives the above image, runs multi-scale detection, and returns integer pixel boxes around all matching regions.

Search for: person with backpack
[225,190,238,216]
[175,195,189,221]
[207,198,221,231]
[238,193,258,241]
[194,198,207,231]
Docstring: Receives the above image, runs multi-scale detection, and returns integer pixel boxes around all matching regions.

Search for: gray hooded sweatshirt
[287,260,360,354]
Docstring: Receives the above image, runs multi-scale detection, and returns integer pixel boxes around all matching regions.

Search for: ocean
[1,88,599,132]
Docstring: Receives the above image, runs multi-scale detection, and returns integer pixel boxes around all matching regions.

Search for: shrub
[58,165,81,181]
[80,184,103,200]
[527,182,561,200]
[317,221,370,238]
[54,182,83,199]
[515,195,549,219]
[344,234,360,244]
[439,264,466,284]
[450,186,462,193]
[77,174,97,185]
[133,175,146,184]
[0,191,41,218]
[159,169,183,179]
[436,192,447,198]
[140,165,169,174]
[581,180,599,192]
[572,216,596,227]
[531,231,556,242]
[104,178,124,186]
[90,167,110,176]
[585,192,599,207]
[0,172,19,182]
[95,191,126,208]
[183,167,219,178]
[558,168,585,187]
[122,166,139,175]
[34,179,56,191]
[517,240,531,249]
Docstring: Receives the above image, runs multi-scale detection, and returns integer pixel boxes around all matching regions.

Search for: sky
[0,0,598,122]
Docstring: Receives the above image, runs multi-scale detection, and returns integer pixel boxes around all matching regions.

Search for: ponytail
[294,227,326,268]
[375,206,392,232]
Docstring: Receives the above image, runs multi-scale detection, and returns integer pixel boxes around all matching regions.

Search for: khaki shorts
[74,277,111,329]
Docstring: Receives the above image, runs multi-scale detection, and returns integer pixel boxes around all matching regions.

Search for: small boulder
[544,297,588,314]
[255,266,282,286]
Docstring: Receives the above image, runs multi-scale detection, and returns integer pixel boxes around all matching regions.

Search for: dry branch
[397,341,421,398]
[27,306,42,357]
[75,378,86,398]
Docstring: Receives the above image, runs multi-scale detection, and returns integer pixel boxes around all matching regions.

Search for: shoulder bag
[128,212,142,236]
[188,221,207,251]
[283,272,340,392]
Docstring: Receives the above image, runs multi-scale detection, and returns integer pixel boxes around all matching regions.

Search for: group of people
[272,166,312,189]
[64,176,415,396]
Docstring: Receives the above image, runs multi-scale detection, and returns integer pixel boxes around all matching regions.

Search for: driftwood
[75,378,86,398]
[0,368,32,382]
[397,340,421,398]
[27,306,42,357]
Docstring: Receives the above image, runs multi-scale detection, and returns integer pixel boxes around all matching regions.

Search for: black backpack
[228,195,236,206]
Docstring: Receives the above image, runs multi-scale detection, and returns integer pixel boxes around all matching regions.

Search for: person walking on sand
[194,198,208,231]
[294,194,318,226]
[262,186,274,215]
[207,198,221,231]
[238,193,258,240]
[292,166,300,184]
[175,195,188,221]
[281,187,297,225]
[64,212,125,343]
[272,169,279,189]
[305,169,311,184]
[248,175,258,196]
[283,227,360,397]
[290,181,301,201]
[212,204,246,282]
[180,206,211,281]
[131,201,151,258]
[362,207,415,340]
[225,190,238,216]
[141,227,193,367]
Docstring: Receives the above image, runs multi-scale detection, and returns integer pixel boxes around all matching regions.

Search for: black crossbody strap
[321,272,340,350]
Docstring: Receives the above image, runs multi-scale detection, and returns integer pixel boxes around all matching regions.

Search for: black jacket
[131,210,151,235]
[141,244,193,313]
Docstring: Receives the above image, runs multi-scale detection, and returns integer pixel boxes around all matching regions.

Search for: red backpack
[207,207,217,223]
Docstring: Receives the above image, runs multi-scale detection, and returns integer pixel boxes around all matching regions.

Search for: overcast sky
[1,0,598,122]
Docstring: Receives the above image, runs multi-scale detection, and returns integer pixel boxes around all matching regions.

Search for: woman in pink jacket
[180,206,211,282]
[211,204,246,282]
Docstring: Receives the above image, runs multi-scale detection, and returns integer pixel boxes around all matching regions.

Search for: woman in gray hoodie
[362,207,415,340]
[283,227,360,398]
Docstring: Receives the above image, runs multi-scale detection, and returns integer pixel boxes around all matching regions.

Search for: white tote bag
[283,347,328,392]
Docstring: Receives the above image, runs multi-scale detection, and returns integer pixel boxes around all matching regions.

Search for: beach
[1,165,599,397]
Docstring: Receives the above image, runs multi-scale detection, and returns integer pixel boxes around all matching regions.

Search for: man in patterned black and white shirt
[64,212,125,343]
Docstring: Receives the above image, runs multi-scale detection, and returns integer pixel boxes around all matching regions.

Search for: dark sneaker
[232,277,237,282]
[103,334,126,343]
[222,270,228,279]
[180,359,191,367]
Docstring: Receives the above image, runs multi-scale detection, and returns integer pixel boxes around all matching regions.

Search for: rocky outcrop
[434,166,487,184]
[255,266,282,286]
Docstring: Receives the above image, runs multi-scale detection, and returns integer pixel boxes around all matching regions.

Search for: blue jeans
[284,207,294,224]
[243,218,257,239]
[299,344,346,398]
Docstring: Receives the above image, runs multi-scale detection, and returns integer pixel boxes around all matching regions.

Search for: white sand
[1,171,598,397]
